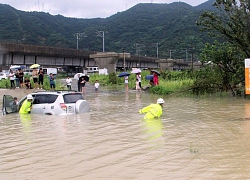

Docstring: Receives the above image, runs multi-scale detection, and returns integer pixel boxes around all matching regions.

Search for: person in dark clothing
[10,97,19,112]
[49,73,55,90]
[38,68,44,89]
[77,74,81,92]
[15,70,20,88]
[19,69,24,88]
[24,77,32,89]
[80,76,87,93]
[78,75,84,92]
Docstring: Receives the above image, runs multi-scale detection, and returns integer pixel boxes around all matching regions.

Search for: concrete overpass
[0,42,200,74]
[0,42,161,73]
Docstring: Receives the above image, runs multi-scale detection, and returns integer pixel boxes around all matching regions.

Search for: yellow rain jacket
[139,103,163,119]
[19,100,32,114]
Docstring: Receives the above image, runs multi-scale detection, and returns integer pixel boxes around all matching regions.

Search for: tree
[200,41,245,95]
[196,0,250,96]
[197,0,250,57]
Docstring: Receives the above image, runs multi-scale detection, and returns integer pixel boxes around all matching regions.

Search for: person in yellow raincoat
[138,98,165,119]
[19,94,33,114]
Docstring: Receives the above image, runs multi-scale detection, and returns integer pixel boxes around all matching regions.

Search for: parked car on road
[23,69,33,76]
[0,72,8,80]
[2,90,90,115]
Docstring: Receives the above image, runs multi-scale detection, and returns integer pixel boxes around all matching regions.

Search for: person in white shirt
[136,73,142,89]
[124,76,129,91]
[8,69,16,89]
[66,77,72,90]
[94,80,100,92]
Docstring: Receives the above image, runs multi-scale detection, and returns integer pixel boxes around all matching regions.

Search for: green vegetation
[196,0,250,97]
[88,70,225,96]
[0,75,64,90]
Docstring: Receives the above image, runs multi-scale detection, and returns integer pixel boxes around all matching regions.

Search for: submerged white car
[2,90,90,115]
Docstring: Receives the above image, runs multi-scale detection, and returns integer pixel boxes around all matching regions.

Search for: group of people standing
[8,67,56,90]
[124,70,160,91]
[123,72,143,91]
[8,69,30,89]
[75,74,99,93]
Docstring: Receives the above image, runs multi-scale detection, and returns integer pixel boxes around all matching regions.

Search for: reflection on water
[1,88,250,179]
[141,118,164,149]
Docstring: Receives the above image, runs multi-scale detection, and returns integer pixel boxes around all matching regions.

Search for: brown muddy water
[1,84,250,180]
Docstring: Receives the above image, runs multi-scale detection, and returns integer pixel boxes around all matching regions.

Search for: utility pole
[96,31,105,52]
[123,49,126,71]
[182,49,188,61]
[185,49,188,61]
[154,43,159,58]
[134,43,142,68]
[168,49,175,59]
[74,32,87,50]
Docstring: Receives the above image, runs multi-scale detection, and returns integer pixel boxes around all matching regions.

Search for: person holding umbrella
[79,74,88,93]
[124,75,129,91]
[32,68,39,89]
[131,69,142,90]
[118,72,130,91]
[153,72,159,85]
[151,70,160,86]
[136,72,142,90]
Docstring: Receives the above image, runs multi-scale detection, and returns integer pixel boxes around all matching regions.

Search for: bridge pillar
[156,59,174,71]
[90,52,130,73]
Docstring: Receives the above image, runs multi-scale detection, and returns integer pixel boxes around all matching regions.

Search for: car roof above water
[31,90,80,95]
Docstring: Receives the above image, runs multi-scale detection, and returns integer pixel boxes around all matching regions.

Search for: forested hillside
[0,0,218,60]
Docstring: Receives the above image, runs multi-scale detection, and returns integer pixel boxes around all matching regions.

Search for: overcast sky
[0,0,207,19]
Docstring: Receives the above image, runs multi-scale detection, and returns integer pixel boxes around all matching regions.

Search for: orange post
[245,59,250,94]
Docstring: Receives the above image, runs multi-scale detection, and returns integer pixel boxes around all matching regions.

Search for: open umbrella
[145,75,154,80]
[118,72,130,77]
[74,73,85,80]
[81,75,89,82]
[131,69,141,74]
[151,70,160,76]
[30,64,40,69]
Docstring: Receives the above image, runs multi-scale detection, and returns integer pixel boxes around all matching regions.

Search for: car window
[2,95,18,114]
[47,95,58,103]
[33,94,58,104]
[63,93,84,103]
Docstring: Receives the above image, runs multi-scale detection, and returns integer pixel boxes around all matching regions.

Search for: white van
[43,68,57,75]
[87,67,98,73]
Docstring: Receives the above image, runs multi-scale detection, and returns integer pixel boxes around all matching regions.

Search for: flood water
[1,84,250,180]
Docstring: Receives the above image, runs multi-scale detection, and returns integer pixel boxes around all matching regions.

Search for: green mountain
[0,0,217,60]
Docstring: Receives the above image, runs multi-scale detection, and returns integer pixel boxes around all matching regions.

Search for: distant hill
[0,0,218,60]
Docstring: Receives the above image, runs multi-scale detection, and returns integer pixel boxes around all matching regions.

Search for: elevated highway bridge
[0,42,199,74]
